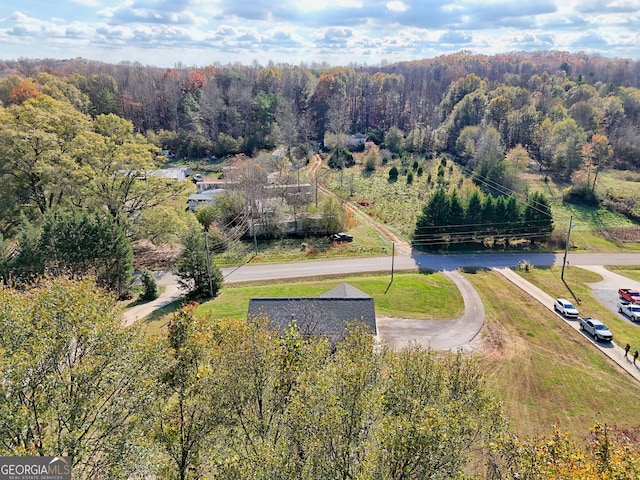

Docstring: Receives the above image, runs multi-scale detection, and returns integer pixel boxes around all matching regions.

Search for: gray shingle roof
[320,282,371,298]
[247,283,376,345]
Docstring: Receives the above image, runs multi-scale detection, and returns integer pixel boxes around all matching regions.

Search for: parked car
[579,317,613,342]
[553,298,579,318]
[617,301,640,322]
[618,288,640,303]
[330,232,354,242]
[192,173,204,183]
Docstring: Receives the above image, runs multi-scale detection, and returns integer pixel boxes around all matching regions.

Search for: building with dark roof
[247,283,376,345]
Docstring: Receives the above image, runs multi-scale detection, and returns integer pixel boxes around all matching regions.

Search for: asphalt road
[495,265,640,383]
[376,269,484,351]
[219,252,640,283]
[124,253,640,356]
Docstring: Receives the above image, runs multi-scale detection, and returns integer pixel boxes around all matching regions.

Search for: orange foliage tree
[8,80,40,104]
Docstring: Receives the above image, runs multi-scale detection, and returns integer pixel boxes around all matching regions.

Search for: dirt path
[309,154,412,255]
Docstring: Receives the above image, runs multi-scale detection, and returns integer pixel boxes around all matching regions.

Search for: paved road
[377,269,484,351]
[124,253,640,352]
[123,271,183,326]
[219,252,640,283]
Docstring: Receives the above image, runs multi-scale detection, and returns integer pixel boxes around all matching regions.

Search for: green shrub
[328,148,355,169]
[407,171,414,185]
[140,269,159,301]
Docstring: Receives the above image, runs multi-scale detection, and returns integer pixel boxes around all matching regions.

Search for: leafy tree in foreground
[150,304,222,480]
[488,424,640,479]
[0,278,155,479]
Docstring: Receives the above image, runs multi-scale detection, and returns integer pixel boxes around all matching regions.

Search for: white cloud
[71,0,101,6]
[386,1,408,13]
[0,0,639,66]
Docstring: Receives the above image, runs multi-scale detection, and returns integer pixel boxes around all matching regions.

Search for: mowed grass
[525,169,640,253]
[198,272,463,320]
[609,265,640,282]
[515,265,640,349]
[141,271,464,335]
[466,269,640,437]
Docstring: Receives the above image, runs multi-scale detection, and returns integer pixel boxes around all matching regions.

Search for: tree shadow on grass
[141,299,185,333]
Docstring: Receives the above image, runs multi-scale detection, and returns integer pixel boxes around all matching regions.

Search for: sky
[1,0,639,68]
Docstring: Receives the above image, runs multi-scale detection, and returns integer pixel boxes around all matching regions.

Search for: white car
[554,298,579,318]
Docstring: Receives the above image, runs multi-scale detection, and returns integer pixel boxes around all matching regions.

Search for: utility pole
[203,230,213,297]
[561,216,572,281]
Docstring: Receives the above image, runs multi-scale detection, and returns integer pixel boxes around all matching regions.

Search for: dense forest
[2,50,640,171]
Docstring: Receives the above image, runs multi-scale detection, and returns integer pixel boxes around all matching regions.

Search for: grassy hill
[323,153,640,254]
[466,267,640,437]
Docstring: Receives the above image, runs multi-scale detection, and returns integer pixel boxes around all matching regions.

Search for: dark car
[331,232,354,242]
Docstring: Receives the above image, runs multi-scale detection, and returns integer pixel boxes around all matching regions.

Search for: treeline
[2,51,640,176]
[1,277,638,479]
[414,187,553,249]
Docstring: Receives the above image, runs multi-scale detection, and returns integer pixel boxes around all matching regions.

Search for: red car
[619,288,640,303]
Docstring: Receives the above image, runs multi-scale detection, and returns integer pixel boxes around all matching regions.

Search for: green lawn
[199,271,463,319]
[141,271,464,335]
[466,268,640,438]
[609,265,640,282]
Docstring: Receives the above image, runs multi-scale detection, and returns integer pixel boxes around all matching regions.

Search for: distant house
[147,167,191,181]
[196,180,235,193]
[186,188,226,211]
[247,283,376,346]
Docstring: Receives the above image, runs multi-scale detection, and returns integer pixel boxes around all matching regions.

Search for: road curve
[123,253,640,355]
[123,271,183,326]
[376,269,484,351]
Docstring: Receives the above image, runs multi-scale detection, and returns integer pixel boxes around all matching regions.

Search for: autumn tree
[0,95,91,219]
[73,113,185,226]
[0,278,155,479]
[550,118,587,178]
[8,79,41,104]
[581,133,613,192]
[488,424,640,479]
[150,304,222,480]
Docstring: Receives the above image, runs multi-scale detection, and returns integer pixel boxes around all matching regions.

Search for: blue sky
[1,0,639,67]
